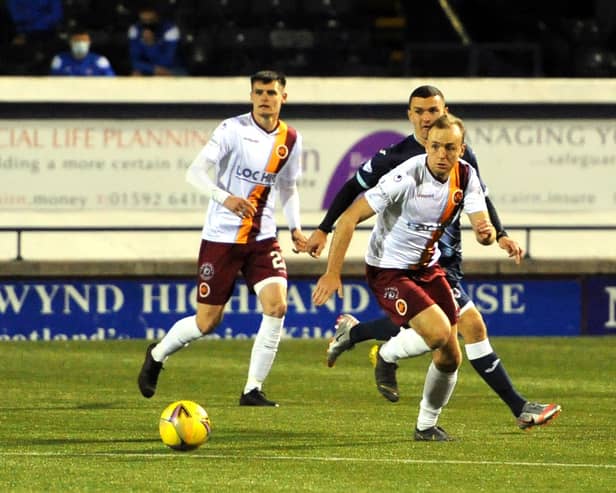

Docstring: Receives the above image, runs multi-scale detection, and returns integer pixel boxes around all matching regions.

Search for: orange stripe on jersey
[235,121,293,244]
[438,162,462,226]
[414,162,463,268]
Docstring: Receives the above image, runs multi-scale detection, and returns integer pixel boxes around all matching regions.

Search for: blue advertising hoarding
[0,278,583,340]
[583,277,616,335]
[465,280,580,336]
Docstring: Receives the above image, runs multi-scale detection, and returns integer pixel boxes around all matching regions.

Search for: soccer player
[50,26,115,76]
[313,114,495,440]
[308,85,561,431]
[138,70,308,407]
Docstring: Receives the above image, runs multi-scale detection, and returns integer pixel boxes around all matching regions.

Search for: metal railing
[1,225,615,262]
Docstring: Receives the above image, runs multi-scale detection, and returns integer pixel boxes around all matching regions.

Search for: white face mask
[71,41,90,59]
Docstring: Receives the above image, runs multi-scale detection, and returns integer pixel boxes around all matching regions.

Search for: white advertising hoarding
[1,118,615,214]
[468,119,616,211]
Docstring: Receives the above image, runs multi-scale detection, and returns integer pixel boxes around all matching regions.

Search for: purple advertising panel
[0,278,582,341]
[322,130,405,209]
[583,277,616,335]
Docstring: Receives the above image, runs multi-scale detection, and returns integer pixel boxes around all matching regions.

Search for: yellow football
[159,400,212,451]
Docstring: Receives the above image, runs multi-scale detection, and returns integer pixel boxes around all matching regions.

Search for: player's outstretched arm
[307,178,366,258]
[468,211,496,246]
[485,196,506,238]
[306,229,328,258]
[312,197,375,305]
[485,196,523,263]
[498,236,524,264]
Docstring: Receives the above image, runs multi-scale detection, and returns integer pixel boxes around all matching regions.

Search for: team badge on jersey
[200,263,215,280]
[395,299,408,316]
[452,188,463,205]
[199,282,210,298]
[276,144,289,159]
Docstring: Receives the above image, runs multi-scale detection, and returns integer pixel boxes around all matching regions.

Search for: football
[159,400,212,451]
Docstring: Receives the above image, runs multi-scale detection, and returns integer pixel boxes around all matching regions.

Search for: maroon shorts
[196,238,287,305]
[365,264,458,327]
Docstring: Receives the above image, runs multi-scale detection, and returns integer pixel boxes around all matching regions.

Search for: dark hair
[408,85,445,105]
[430,113,465,142]
[138,0,160,14]
[69,25,89,37]
[251,70,286,88]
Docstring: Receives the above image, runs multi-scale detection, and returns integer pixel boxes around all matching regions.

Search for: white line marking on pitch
[1,452,615,469]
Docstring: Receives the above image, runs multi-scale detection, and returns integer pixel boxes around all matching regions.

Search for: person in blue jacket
[128,2,185,76]
[3,0,63,74]
[50,27,115,76]
[6,0,62,45]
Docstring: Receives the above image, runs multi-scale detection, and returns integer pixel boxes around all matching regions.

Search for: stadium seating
[0,0,614,77]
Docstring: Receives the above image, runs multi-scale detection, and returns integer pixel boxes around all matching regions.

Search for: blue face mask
[71,40,90,59]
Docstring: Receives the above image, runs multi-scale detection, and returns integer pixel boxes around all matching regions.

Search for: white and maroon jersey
[194,112,302,244]
[364,153,486,269]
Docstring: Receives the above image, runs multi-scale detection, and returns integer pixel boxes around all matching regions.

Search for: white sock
[243,314,284,394]
[379,327,431,363]
[151,315,202,362]
[416,362,458,431]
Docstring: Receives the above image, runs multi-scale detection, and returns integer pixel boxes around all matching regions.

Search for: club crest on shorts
[384,287,399,300]
[199,282,210,298]
[395,299,408,316]
[276,144,289,159]
[199,262,214,280]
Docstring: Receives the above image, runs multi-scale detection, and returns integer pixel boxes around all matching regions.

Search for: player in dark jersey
[307,85,561,431]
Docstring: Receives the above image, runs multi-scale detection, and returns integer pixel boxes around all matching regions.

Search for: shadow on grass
[5,429,406,452]
[3,437,159,446]
[1,402,144,411]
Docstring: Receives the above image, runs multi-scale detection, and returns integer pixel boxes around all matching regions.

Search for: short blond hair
[430,113,465,143]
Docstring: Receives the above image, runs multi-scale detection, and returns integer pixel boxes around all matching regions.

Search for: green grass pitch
[2,337,615,492]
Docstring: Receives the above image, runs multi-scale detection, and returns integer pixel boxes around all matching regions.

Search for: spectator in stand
[6,0,63,46]
[2,0,63,74]
[50,26,115,76]
[128,2,186,76]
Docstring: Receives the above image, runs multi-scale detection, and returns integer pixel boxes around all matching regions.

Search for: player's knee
[426,323,451,349]
[432,346,462,372]
[434,358,461,373]
[197,321,218,335]
[414,323,450,349]
[458,308,487,343]
[414,306,453,349]
[196,312,223,334]
[262,300,287,318]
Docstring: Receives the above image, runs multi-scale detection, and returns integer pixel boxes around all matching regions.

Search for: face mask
[71,41,90,59]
